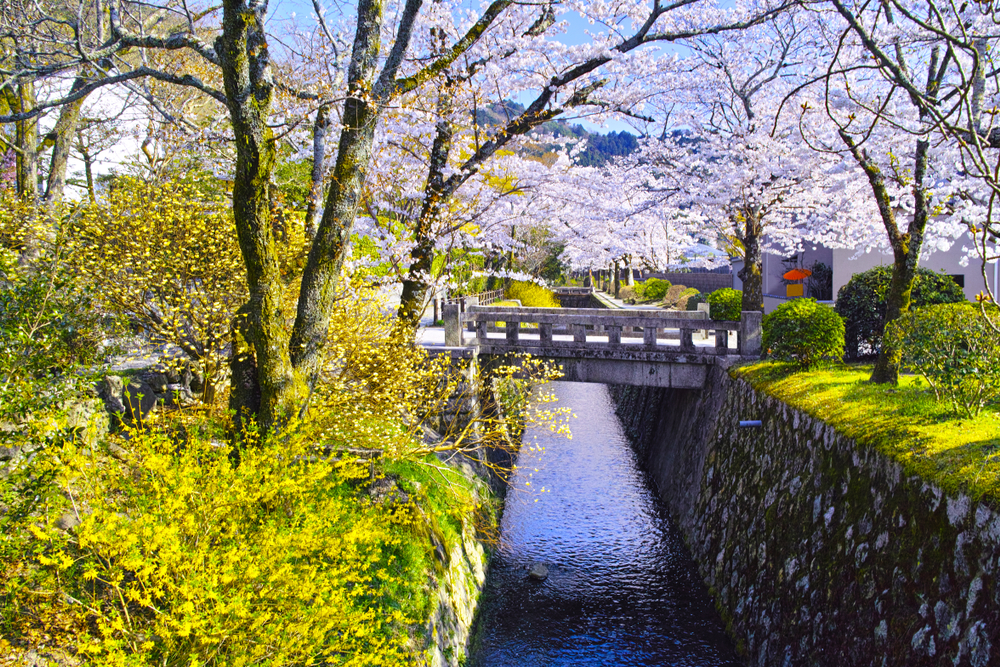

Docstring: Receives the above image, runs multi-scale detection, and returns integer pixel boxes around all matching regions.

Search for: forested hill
[475,101,639,167]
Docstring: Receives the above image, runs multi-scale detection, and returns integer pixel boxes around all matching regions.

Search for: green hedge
[706,288,742,321]
[835,266,965,361]
[763,298,845,368]
[642,278,671,301]
[886,303,1000,417]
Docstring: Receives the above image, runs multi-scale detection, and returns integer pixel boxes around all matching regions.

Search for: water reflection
[471,382,742,667]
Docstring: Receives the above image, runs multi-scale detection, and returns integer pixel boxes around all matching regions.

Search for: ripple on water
[471,382,743,667]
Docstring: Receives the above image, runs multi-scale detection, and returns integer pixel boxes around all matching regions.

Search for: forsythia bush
[0,193,107,450]
[885,303,1000,417]
[0,286,563,665]
[1,428,423,666]
[763,298,845,368]
[505,280,560,308]
[71,175,307,403]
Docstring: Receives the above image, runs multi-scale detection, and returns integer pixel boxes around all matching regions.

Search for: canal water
[470,381,742,667]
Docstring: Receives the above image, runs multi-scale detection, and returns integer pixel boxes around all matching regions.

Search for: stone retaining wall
[612,369,1000,667]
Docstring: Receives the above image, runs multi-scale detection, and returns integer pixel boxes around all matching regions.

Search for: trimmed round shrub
[505,281,560,308]
[763,298,845,367]
[835,266,965,361]
[642,278,671,301]
[706,288,742,321]
[618,285,638,303]
[885,303,1000,417]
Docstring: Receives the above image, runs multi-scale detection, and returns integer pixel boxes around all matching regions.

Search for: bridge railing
[460,306,762,356]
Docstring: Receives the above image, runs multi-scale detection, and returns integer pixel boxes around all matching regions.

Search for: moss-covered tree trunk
[738,208,764,313]
[218,0,306,432]
[13,81,38,201]
[839,131,933,384]
[836,42,942,384]
[304,103,330,239]
[222,0,511,430]
[288,0,385,383]
[43,78,90,205]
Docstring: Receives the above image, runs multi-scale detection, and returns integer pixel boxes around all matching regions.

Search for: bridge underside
[473,345,742,389]
[549,356,708,388]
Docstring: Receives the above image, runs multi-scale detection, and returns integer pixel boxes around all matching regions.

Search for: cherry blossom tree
[796,1,996,382]
[611,14,846,312]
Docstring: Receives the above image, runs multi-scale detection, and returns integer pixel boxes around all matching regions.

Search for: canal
[471,381,743,666]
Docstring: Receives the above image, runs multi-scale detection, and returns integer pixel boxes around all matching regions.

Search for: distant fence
[432,289,506,323]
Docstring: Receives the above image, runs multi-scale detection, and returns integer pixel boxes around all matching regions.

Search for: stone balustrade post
[739,311,763,357]
[444,303,462,347]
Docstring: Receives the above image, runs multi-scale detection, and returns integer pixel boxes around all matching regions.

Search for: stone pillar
[697,302,710,340]
[739,310,763,357]
[444,303,462,347]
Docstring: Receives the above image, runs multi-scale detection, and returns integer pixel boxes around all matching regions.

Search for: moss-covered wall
[611,370,1000,667]
[423,504,490,667]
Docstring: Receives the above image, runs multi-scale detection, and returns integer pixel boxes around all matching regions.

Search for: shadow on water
[470,381,742,667]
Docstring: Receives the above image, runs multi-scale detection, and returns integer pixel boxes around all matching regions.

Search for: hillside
[475,101,639,167]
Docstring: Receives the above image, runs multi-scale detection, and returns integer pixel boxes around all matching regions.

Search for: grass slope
[733,362,1000,506]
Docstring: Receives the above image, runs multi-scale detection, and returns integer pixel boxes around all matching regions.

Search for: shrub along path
[734,362,1000,506]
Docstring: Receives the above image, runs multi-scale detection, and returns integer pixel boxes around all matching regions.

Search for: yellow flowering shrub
[2,425,429,666]
[0,274,567,665]
[70,175,306,403]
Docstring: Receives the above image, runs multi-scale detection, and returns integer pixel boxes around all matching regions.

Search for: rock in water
[528,563,549,581]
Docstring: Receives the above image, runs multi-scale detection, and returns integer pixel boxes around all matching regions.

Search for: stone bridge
[429,304,762,389]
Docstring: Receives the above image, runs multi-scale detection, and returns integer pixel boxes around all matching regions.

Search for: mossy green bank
[733,362,1000,505]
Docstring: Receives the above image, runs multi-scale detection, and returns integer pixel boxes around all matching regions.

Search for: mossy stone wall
[423,507,490,667]
[612,369,1000,667]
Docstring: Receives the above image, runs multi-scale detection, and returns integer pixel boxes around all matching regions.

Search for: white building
[733,236,998,313]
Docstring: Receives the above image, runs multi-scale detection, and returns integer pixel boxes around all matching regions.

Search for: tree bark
[14,81,38,201]
[738,209,765,312]
[304,103,330,239]
[399,85,455,325]
[76,129,97,204]
[218,0,306,432]
[43,81,89,205]
[839,130,930,384]
[288,0,386,383]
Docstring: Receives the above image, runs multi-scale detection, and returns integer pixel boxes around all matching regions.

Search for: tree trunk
[288,0,393,391]
[399,91,454,325]
[77,131,97,204]
[218,0,307,432]
[625,255,635,286]
[870,138,930,384]
[738,209,764,312]
[304,103,330,239]
[839,130,931,385]
[14,81,38,201]
[613,259,621,298]
[44,88,88,205]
